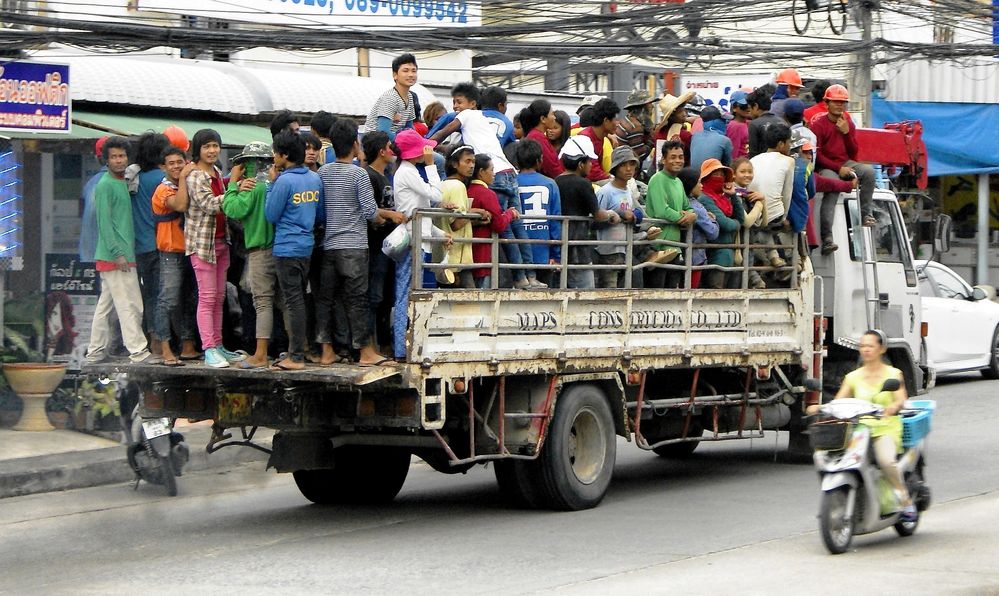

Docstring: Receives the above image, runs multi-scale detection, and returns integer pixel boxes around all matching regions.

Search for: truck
[84,122,941,511]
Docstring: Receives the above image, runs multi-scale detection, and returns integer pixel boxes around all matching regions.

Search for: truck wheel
[493,460,543,509]
[982,327,999,380]
[533,384,616,511]
[293,446,410,505]
[652,439,700,458]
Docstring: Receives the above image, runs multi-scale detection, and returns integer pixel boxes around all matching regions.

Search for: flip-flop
[360,357,397,368]
[269,360,304,371]
[237,359,266,369]
[179,353,203,360]
[161,358,185,367]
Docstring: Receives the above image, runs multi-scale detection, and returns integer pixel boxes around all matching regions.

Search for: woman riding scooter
[827,329,917,521]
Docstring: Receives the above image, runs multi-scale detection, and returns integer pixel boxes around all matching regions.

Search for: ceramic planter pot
[2,363,67,432]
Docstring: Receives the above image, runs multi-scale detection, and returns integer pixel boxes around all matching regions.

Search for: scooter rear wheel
[820,487,854,554]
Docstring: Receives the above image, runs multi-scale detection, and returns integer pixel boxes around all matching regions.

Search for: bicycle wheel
[792,0,812,35]
[828,0,847,35]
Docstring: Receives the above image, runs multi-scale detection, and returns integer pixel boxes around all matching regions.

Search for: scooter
[806,378,934,554]
[116,374,189,497]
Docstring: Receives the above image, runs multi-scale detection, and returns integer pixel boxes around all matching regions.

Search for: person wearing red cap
[79,136,109,264]
[85,136,156,364]
[811,84,876,227]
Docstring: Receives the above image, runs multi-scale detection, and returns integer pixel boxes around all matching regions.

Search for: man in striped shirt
[616,90,655,178]
[315,119,402,367]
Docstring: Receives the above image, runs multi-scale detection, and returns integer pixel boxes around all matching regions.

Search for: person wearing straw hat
[652,90,695,170]
[617,90,656,169]
[697,158,746,289]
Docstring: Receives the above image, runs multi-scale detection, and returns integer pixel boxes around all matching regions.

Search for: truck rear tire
[531,384,616,511]
[293,446,410,505]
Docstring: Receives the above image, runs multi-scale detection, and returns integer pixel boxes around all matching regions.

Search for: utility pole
[851,0,876,126]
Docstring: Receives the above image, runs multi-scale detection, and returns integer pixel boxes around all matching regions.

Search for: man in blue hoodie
[265,130,322,370]
[689,106,733,171]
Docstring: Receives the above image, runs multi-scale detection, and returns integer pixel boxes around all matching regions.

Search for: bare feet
[270,358,304,371]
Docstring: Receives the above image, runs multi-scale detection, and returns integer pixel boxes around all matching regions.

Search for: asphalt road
[1,373,997,595]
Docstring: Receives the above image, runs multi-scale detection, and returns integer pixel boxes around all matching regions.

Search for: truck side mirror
[881,379,901,392]
[934,214,952,254]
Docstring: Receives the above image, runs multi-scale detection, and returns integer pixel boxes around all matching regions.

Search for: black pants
[315,248,372,351]
[136,250,160,340]
[274,256,311,363]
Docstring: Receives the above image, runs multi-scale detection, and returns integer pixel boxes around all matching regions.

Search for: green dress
[842,366,904,452]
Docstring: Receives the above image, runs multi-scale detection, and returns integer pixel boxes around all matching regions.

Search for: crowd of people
[80,55,872,370]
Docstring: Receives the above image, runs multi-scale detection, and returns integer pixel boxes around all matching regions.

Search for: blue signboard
[0,61,71,134]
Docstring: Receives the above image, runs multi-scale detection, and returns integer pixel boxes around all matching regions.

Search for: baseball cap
[730,90,749,107]
[578,94,607,114]
[700,106,723,122]
[784,99,806,118]
[559,135,599,160]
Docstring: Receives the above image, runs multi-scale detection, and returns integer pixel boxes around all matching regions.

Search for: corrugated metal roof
[24,53,439,117]
[237,65,439,117]
[882,59,999,104]
[59,55,260,114]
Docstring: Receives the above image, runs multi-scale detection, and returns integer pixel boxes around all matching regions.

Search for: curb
[0,428,272,499]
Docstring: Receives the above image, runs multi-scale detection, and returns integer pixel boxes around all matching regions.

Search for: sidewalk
[0,420,272,499]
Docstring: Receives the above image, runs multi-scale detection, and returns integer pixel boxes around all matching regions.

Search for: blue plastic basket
[901,400,935,448]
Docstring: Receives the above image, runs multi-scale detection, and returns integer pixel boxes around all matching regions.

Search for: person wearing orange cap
[79,136,109,264]
[771,68,804,119]
[811,84,876,227]
[697,158,745,289]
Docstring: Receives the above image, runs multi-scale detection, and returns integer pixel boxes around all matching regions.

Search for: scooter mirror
[881,378,901,392]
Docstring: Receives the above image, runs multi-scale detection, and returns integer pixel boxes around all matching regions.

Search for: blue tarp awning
[872,97,999,176]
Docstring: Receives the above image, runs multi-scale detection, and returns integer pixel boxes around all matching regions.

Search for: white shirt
[393,161,446,252]
[456,109,515,173]
[748,152,796,223]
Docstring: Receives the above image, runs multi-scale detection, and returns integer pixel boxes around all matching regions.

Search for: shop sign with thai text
[0,62,71,134]
[138,0,482,28]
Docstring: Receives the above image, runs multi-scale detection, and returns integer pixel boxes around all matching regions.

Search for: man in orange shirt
[151,146,201,365]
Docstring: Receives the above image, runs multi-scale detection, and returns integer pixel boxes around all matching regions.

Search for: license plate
[141,418,171,439]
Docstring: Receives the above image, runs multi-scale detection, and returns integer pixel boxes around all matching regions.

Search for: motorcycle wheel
[820,487,854,554]
[894,472,924,536]
[159,454,178,497]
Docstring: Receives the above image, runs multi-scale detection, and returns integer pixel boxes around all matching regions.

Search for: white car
[917,260,999,379]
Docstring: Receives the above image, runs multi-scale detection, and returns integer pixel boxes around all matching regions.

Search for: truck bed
[82,358,404,387]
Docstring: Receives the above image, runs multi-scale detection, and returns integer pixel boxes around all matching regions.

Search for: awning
[72,110,270,148]
[872,97,999,176]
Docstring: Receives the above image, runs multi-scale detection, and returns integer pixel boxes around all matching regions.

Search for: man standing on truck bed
[85,136,156,365]
[812,84,876,227]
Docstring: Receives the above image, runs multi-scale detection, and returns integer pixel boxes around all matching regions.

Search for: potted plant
[46,384,80,429]
[74,379,121,433]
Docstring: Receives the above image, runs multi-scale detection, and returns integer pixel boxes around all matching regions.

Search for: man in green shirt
[85,137,155,364]
[645,140,697,288]
[223,141,276,369]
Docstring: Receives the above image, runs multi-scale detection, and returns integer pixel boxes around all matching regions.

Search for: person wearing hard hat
[771,68,805,119]
[811,84,876,228]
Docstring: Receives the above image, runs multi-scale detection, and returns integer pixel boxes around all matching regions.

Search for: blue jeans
[136,250,160,339]
[155,252,197,344]
[393,250,435,359]
[491,170,533,283]
[369,248,392,344]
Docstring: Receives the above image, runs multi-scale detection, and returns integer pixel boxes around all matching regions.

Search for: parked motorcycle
[806,378,934,554]
[115,374,189,496]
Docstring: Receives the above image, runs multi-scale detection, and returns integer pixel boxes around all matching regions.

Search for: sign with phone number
[140,0,481,28]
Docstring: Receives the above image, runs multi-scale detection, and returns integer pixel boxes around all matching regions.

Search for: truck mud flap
[267,432,335,473]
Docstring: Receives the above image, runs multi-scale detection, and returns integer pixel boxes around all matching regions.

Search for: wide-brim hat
[396,129,437,160]
[624,90,655,109]
[609,146,639,172]
[657,91,696,128]
[231,141,273,165]
[698,158,734,183]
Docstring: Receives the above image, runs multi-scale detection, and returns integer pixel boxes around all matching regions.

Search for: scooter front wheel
[159,454,178,497]
[820,487,854,554]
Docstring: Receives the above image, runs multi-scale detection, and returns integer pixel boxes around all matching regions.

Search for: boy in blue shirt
[516,139,562,288]
[265,130,322,370]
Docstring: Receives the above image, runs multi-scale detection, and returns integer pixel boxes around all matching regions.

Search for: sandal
[161,358,185,367]
[360,357,397,367]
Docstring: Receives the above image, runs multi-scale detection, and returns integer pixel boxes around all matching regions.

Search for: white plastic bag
[382,225,410,261]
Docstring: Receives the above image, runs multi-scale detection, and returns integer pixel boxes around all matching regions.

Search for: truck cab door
[845,194,922,358]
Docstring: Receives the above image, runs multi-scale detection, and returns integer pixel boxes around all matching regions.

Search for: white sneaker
[204,347,230,368]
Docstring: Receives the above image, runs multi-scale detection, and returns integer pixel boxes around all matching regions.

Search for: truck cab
[811,188,930,395]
